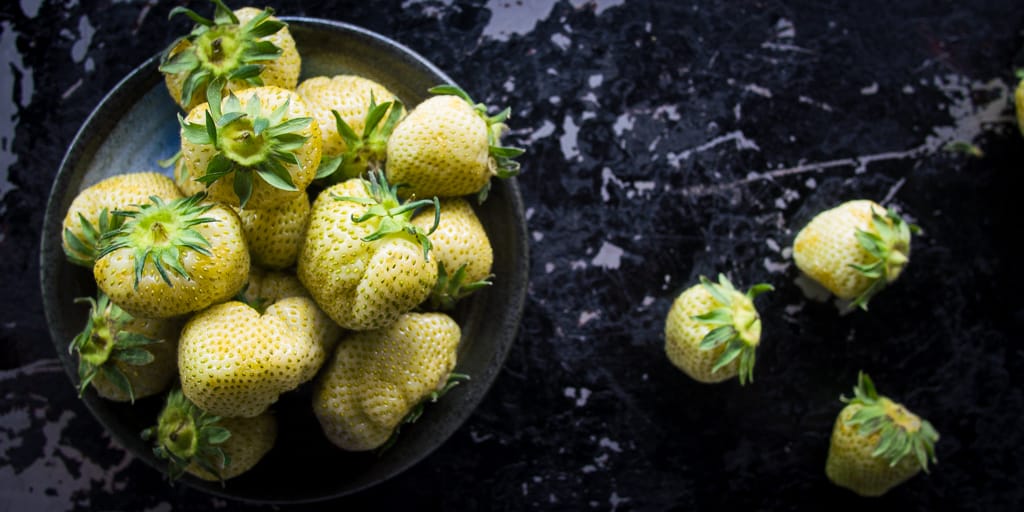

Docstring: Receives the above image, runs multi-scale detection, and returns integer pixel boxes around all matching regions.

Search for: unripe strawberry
[1016,74,1024,138]
[178,296,340,418]
[70,293,179,403]
[793,200,916,310]
[180,85,322,209]
[93,195,249,319]
[241,267,311,303]
[62,172,182,268]
[143,389,276,482]
[161,2,300,112]
[233,192,310,269]
[312,312,464,451]
[296,75,401,162]
[386,85,523,201]
[297,172,439,330]
[826,372,939,497]
[412,198,494,310]
[664,274,772,385]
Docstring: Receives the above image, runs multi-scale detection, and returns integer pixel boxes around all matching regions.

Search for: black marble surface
[3,1,1024,510]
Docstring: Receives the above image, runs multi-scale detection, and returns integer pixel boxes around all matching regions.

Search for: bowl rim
[40,16,528,504]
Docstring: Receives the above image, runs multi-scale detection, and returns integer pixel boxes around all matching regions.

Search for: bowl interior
[40,18,528,504]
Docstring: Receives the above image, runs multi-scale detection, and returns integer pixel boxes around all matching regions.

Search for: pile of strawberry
[60,0,520,483]
[664,200,937,497]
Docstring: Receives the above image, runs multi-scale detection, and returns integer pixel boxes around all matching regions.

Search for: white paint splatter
[578,310,600,326]
[861,82,879,95]
[592,241,624,269]
[551,33,572,51]
[666,130,761,168]
[589,74,603,88]
[560,115,580,159]
[598,437,622,452]
[71,15,95,63]
[745,83,773,98]
[527,119,556,143]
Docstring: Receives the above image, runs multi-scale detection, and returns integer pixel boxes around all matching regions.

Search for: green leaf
[168,6,213,26]
[211,0,239,25]
[712,340,744,373]
[234,170,254,208]
[247,18,285,39]
[428,84,473,103]
[315,155,343,180]
[228,64,263,81]
[699,325,736,350]
[181,69,211,108]
[265,117,312,137]
[700,275,731,306]
[255,160,297,191]
[159,48,200,75]
[204,110,218,146]
[115,347,156,366]
[693,307,732,326]
[100,365,135,403]
[180,114,213,145]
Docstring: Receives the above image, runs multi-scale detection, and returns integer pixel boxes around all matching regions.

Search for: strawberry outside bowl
[39,17,528,504]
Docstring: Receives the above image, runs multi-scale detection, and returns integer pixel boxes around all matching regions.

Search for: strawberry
[825,372,939,497]
[69,293,179,403]
[93,194,249,319]
[385,84,523,201]
[240,266,311,303]
[173,155,204,197]
[62,172,182,267]
[297,171,439,330]
[793,200,916,310]
[160,0,300,112]
[664,274,773,385]
[234,192,310,269]
[1016,71,1024,138]
[412,198,494,310]
[296,75,403,182]
[179,85,322,209]
[312,312,465,451]
[142,388,276,482]
[178,294,340,418]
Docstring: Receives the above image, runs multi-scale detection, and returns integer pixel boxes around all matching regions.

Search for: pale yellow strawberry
[162,5,300,112]
[241,266,311,303]
[62,172,182,267]
[296,75,400,157]
[144,389,276,481]
[826,372,939,497]
[1016,77,1024,138]
[793,200,914,310]
[180,85,322,209]
[386,85,523,200]
[94,195,249,319]
[664,275,772,385]
[297,173,438,330]
[70,293,180,403]
[313,312,462,451]
[178,296,340,418]
[412,198,494,309]
[233,192,310,269]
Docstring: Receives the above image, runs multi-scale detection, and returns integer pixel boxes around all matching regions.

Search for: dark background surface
[2,0,1023,510]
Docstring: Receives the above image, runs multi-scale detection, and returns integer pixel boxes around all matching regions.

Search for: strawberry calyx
[99,194,218,289]
[840,372,939,473]
[142,389,232,482]
[160,0,286,108]
[428,84,525,202]
[333,170,440,260]
[69,293,162,403]
[849,206,918,311]
[180,88,311,208]
[63,208,125,268]
[692,274,773,386]
[427,261,493,311]
[316,94,405,184]
[377,372,470,453]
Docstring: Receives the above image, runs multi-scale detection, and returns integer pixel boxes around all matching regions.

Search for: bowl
[39,17,528,504]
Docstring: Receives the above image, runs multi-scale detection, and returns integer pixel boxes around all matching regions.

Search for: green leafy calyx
[69,293,162,403]
[378,372,470,453]
[333,170,440,260]
[841,371,939,472]
[142,389,232,482]
[63,208,125,267]
[849,206,918,310]
[427,261,493,311]
[692,274,773,386]
[160,0,286,108]
[316,94,405,183]
[180,88,311,207]
[99,194,218,288]
[428,84,525,202]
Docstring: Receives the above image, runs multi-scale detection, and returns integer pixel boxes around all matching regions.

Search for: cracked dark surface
[2,1,1023,510]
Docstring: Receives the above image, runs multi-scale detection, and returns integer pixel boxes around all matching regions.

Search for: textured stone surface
[2,0,1023,509]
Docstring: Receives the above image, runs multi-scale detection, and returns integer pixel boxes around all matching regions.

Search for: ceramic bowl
[39,17,528,504]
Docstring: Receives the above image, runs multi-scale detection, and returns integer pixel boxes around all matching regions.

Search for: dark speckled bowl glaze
[39,18,528,504]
